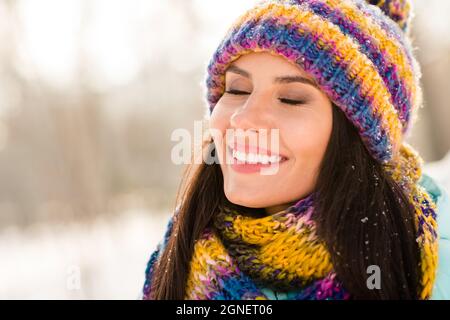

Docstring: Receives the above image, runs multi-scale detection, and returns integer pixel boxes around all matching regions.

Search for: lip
[226,145,288,174]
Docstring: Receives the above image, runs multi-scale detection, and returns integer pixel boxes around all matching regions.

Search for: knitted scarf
[143,143,438,300]
[180,143,438,300]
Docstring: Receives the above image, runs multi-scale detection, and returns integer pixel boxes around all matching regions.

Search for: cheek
[285,111,332,165]
[209,102,232,160]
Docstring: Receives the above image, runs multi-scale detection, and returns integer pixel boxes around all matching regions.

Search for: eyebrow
[225,64,318,88]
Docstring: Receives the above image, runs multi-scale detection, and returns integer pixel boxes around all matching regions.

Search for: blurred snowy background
[0,0,448,299]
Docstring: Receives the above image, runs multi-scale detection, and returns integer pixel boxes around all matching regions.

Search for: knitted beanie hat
[203,0,423,164]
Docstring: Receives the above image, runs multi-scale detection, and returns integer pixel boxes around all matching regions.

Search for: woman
[142,0,450,300]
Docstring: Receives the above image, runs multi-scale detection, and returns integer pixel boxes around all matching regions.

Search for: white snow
[0,209,170,299]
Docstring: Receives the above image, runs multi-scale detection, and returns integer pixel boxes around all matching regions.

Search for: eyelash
[224,89,305,106]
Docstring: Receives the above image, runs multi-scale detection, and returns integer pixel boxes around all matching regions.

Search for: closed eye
[224,89,249,95]
[224,90,305,106]
[278,98,305,106]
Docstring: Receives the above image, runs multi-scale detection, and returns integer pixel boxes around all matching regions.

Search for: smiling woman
[142,0,450,300]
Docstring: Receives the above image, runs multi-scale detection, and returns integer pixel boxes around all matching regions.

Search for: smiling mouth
[226,144,288,165]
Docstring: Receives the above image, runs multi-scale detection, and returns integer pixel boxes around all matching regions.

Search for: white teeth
[233,150,247,162]
[269,155,279,163]
[248,153,257,163]
[231,148,282,164]
[260,155,269,164]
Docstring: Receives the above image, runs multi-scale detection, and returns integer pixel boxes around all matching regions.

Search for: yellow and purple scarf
[142,143,438,300]
[181,143,438,300]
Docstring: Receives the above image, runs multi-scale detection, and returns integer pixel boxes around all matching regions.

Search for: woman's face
[209,52,333,214]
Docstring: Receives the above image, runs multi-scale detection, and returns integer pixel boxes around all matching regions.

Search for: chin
[223,187,269,209]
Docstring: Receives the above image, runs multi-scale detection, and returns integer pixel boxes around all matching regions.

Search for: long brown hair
[149,104,421,300]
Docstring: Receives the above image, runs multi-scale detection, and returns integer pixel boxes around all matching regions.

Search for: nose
[229,91,272,132]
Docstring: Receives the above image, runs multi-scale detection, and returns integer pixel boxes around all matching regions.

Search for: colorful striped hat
[203,0,423,164]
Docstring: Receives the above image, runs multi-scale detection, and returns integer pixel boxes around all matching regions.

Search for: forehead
[225,51,318,89]
[226,51,312,79]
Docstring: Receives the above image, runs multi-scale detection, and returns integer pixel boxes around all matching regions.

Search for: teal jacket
[260,173,450,300]
[423,174,450,300]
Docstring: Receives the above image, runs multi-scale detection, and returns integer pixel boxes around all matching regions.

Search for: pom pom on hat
[366,0,413,32]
